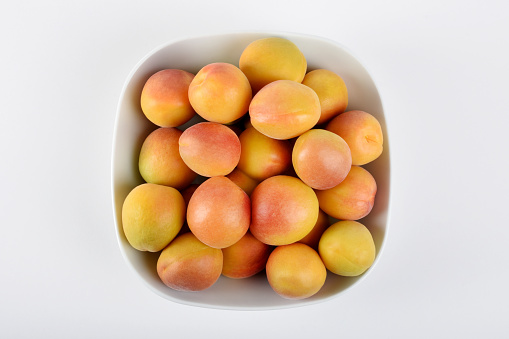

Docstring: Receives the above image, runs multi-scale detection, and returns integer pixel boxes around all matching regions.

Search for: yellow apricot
[318,220,376,276]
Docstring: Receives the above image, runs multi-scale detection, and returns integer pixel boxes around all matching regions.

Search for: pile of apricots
[122,37,384,300]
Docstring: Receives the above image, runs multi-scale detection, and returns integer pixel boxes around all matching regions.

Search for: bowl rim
[110,30,392,310]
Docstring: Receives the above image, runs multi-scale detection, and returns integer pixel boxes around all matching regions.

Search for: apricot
[239,37,307,93]
[121,183,185,252]
[318,221,375,276]
[187,176,250,248]
[292,129,352,190]
[250,175,319,246]
[298,209,330,250]
[315,166,377,220]
[221,231,272,279]
[249,80,320,140]
[179,122,241,177]
[140,69,195,127]
[188,62,252,124]
[237,127,292,181]
[301,69,348,124]
[157,233,223,291]
[266,243,326,300]
[327,110,383,165]
[139,127,197,190]
[226,168,259,196]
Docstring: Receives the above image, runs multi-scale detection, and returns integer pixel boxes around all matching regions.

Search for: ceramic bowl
[111,31,391,310]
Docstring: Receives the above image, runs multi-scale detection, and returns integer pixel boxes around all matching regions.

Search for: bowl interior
[112,32,390,310]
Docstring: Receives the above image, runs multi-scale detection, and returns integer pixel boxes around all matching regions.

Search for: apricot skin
[221,232,272,279]
[121,183,185,252]
[298,209,330,250]
[266,243,326,300]
[187,177,250,249]
[157,233,223,291]
[140,69,195,127]
[315,166,377,221]
[292,129,352,190]
[226,168,259,196]
[237,127,292,181]
[239,37,307,93]
[327,110,383,165]
[188,62,252,124]
[318,220,376,277]
[139,127,197,190]
[249,80,321,140]
[250,175,319,246]
[302,69,348,124]
[178,122,241,177]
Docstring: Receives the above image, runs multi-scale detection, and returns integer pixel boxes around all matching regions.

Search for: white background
[1,0,508,338]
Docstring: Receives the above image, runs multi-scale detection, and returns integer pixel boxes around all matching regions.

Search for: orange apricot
[179,122,241,177]
[188,62,251,124]
[292,129,352,190]
[327,110,383,165]
[249,80,320,140]
[222,232,272,279]
[140,69,195,127]
[157,233,223,291]
[315,166,377,220]
[250,175,319,246]
[139,127,197,189]
[187,176,250,248]
[266,243,326,299]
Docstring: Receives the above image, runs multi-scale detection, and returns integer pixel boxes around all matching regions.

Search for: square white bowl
[111,31,391,310]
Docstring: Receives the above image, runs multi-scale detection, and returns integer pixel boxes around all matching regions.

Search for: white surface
[1,0,508,337]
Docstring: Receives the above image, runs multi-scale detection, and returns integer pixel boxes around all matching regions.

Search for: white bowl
[111,32,391,310]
